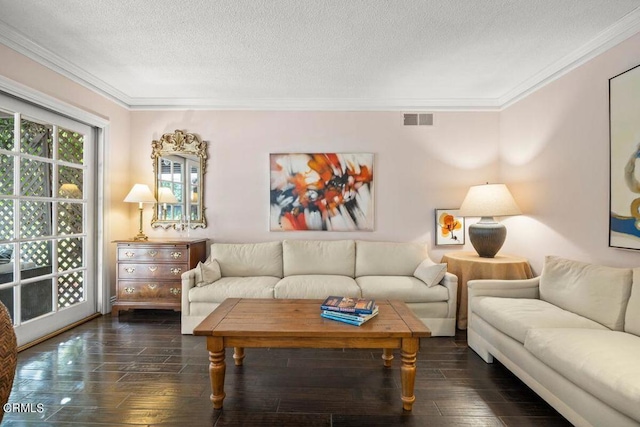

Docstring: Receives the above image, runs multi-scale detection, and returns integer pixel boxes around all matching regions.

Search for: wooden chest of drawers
[112,239,207,316]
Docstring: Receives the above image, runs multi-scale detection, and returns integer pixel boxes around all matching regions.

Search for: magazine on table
[321,309,379,326]
[321,306,379,323]
[320,296,376,315]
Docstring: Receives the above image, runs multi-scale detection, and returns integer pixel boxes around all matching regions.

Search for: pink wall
[500,32,640,273]
[131,110,499,261]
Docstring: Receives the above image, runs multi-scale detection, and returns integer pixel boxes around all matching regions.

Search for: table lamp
[158,187,178,220]
[458,183,521,258]
[124,184,156,241]
[59,183,81,198]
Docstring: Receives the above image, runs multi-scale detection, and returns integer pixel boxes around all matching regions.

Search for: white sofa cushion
[539,256,632,331]
[283,240,355,277]
[195,258,222,286]
[472,297,608,344]
[210,242,283,278]
[357,276,448,303]
[0,261,36,274]
[0,245,12,264]
[413,258,447,287]
[274,275,361,299]
[525,328,640,422]
[189,276,278,302]
[625,269,640,337]
[355,240,428,276]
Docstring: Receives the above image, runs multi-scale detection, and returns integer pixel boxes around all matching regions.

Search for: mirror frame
[151,129,207,230]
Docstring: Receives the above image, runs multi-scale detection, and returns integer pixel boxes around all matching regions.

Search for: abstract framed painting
[270,153,374,231]
[610,63,640,250]
[435,209,464,245]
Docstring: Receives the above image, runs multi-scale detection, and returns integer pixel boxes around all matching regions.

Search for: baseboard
[17,313,102,352]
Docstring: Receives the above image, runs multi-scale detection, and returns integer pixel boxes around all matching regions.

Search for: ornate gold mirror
[151,129,207,229]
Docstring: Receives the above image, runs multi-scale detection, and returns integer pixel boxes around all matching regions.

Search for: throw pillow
[195,258,222,287]
[539,255,632,331]
[413,258,447,287]
[0,246,12,265]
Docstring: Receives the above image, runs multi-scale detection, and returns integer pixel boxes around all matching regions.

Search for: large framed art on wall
[270,153,374,231]
[610,63,640,250]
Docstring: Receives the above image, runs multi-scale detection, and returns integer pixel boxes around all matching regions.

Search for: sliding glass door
[0,94,97,347]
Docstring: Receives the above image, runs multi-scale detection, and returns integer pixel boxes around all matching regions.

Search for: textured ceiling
[1,0,640,110]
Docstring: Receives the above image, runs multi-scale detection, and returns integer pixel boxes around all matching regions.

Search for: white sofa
[181,239,458,336]
[468,256,640,427]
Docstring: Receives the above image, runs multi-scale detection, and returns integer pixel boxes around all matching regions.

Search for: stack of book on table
[320,296,378,326]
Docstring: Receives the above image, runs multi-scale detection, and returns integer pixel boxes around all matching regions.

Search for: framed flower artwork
[435,209,465,245]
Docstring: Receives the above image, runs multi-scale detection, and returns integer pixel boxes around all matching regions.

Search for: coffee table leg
[400,338,419,411]
[233,347,245,366]
[207,337,226,409]
[382,348,394,367]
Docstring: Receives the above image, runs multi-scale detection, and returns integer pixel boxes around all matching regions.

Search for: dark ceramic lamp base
[468,217,506,258]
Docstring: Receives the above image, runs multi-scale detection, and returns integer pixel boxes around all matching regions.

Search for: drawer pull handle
[170,288,181,295]
[147,284,158,290]
[148,250,158,257]
[170,251,182,259]
[148,266,158,272]
[124,287,135,294]
[124,267,135,274]
[125,251,134,258]
[170,267,182,275]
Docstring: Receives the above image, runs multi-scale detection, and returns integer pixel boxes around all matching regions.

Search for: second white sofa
[468,256,640,427]
[181,239,458,336]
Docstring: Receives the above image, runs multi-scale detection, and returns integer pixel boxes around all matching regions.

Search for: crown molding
[0,74,109,127]
[1,10,639,111]
[0,20,132,109]
[499,7,640,109]
[126,97,502,111]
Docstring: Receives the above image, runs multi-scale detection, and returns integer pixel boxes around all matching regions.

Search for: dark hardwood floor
[4,310,572,426]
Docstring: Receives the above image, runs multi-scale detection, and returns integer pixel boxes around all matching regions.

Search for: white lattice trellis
[0,113,89,323]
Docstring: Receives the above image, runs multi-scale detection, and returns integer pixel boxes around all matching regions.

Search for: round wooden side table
[441,251,533,329]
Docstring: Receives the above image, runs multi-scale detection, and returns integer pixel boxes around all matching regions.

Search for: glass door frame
[0,87,108,347]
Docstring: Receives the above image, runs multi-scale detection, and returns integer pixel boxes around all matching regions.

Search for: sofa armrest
[181,267,198,316]
[467,277,540,300]
[440,272,458,319]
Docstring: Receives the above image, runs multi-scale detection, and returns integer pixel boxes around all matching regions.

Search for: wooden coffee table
[193,298,431,411]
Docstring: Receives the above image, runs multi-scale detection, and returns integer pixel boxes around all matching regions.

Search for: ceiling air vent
[403,113,434,126]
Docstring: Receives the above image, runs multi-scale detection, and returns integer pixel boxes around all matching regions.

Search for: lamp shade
[158,187,178,204]
[458,183,521,218]
[124,184,156,204]
[59,183,81,198]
